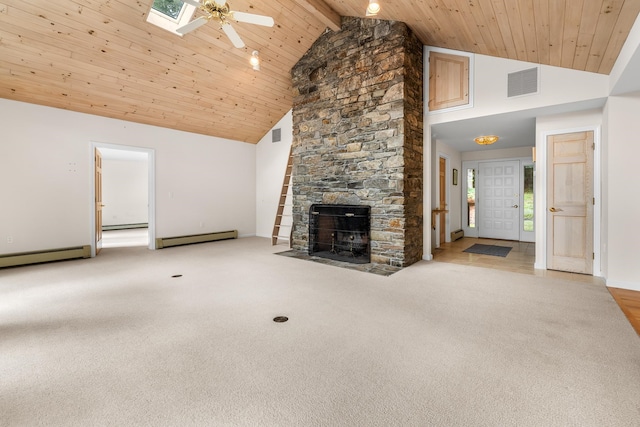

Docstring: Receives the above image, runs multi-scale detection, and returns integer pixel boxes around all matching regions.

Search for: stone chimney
[290,17,423,268]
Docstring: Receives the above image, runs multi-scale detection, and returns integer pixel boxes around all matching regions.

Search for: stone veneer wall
[290,16,423,267]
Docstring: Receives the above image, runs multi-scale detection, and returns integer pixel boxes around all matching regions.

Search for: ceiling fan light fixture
[250,50,260,71]
[366,0,381,16]
[474,135,499,145]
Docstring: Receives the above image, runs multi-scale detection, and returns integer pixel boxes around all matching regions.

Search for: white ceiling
[431,99,609,153]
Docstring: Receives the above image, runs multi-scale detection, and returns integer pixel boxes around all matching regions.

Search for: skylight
[147,0,197,35]
[152,0,184,19]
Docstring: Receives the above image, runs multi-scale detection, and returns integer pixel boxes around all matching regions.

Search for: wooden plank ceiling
[1,0,639,143]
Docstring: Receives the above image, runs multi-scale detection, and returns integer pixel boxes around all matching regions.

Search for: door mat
[463,244,512,257]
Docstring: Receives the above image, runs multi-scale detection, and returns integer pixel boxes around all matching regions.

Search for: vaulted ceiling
[1,0,639,143]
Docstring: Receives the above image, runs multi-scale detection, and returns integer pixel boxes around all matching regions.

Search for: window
[147,0,197,35]
[523,164,534,232]
[466,168,476,228]
[152,0,184,19]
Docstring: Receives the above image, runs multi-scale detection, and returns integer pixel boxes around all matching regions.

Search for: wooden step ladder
[272,147,294,246]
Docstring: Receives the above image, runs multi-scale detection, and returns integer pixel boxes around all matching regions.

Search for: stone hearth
[290,17,423,268]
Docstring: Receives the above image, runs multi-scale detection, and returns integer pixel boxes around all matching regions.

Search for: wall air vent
[272,128,282,143]
[507,67,538,97]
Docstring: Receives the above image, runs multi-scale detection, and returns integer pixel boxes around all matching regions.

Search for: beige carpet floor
[1,237,639,426]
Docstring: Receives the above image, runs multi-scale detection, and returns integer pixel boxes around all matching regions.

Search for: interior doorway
[546,131,594,274]
[91,143,156,256]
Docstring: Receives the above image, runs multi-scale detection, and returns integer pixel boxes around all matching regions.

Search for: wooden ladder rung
[272,146,294,247]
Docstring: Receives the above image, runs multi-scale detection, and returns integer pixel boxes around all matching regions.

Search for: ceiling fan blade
[232,11,274,27]
[181,0,202,7]
[222,23,245,48]
[176,16,208,34]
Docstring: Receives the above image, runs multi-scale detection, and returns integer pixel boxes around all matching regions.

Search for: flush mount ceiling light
[250,50,260,71]
[474,135,499,145]
[366,0,381,16]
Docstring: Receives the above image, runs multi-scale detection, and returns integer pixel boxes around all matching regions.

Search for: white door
[478,160,520,240]
[547,131,594,274]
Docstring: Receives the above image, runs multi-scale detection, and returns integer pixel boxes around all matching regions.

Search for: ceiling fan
[176,0,274,48]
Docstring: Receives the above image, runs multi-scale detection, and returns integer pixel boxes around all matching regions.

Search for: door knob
[549,207,557,212]
[512,204,518,208]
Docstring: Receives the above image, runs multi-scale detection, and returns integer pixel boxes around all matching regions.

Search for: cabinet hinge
[593,252,595,260]
[593,197,595,205]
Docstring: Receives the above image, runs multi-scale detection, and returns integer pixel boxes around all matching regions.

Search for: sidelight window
[523,164,534,232]
[467,168,476,228]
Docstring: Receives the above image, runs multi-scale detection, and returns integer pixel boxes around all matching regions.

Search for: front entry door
[547,131,594,274]
[478,160,520,240]
[95,148,103,254]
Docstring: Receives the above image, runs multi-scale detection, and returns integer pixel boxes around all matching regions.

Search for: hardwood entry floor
[433,237,640,336]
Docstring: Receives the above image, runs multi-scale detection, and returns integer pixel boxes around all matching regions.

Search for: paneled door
[547,131,594,274]
[478,160,520,240]
[438,156,447,245]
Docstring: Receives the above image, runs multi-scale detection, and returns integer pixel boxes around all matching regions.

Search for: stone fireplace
[309,204,371,264]
[290,17,423,268]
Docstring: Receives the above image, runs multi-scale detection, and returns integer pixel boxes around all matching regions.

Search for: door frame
[90,142,156,256]
[462,157,534,241]
[536,126,601,276]
[435,152,451,247]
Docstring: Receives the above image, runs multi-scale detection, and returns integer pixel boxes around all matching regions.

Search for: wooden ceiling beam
[293,0,341,31]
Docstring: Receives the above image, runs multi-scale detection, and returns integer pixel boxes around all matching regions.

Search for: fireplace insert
[308,204,370,264]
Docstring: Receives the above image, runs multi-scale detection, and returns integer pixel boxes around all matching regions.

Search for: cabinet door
[428,51,469,111]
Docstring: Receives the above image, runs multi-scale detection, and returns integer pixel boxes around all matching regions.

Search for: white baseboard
[606,279,640,292]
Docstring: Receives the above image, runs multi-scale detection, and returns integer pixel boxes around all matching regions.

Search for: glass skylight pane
[152,0,185,20]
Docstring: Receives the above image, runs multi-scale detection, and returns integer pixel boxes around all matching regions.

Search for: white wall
[255,111,293,238]
[604,94,640,290]
[0,98,256,255]
[461,147,532,162]
[102,157,148,226]
[610,13,640,95]
[428,52,609,127]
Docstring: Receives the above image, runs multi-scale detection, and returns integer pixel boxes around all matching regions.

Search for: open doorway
[91,143,156,256]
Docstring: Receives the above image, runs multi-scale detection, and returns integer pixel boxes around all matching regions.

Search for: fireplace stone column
[290,17,423,268]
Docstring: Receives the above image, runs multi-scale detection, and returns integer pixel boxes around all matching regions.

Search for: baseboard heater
[451,229,464,241]
[103,223,148,231]
[155,230,238,249]
[0,245,91,269]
